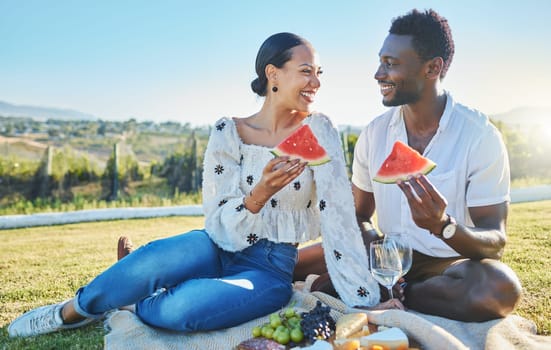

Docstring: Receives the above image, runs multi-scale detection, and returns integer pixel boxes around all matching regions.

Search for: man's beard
[383,89,421,107]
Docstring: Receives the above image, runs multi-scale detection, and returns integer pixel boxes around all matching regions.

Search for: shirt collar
[438,90,455,132]
[389,90,455,133]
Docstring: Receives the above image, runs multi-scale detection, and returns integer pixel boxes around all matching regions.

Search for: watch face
[443,224,456,239]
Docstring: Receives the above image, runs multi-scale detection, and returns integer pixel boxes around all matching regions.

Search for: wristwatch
[441,214,457,239]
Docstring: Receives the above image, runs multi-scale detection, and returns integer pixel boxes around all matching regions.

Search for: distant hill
[0,100,97,121]
[490,106,550,128]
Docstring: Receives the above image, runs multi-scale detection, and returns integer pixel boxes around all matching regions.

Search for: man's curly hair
[390,9,455,79]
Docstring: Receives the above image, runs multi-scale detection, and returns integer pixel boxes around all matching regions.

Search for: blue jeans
[73,230,297,332]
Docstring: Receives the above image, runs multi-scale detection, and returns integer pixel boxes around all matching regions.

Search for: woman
[9,32,398,338]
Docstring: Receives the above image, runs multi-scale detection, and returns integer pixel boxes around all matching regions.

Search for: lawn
[0,201,550,349]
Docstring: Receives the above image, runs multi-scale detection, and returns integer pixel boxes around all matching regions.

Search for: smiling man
[296,8,522,322]
[349,8,522,321]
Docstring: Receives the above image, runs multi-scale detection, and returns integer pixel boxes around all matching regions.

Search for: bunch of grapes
[251,307,304,346]
[300,300,336,344]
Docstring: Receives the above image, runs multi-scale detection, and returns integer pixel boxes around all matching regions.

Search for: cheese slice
[335,313,369,339]
[333,338,361,350]
[359,327,409,350]
[348,325,371,338]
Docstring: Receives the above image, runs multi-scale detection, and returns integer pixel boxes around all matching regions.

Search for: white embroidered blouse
[202,112,380,307]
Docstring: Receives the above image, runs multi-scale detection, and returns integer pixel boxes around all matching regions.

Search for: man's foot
[8,300,95,338]
[117,236,134,261]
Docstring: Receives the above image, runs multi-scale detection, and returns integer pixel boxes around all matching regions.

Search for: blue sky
[1,0,550,127]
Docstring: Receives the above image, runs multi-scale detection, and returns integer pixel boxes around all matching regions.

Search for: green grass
[1,202,550,349]
[0,216,205,349]
[502,200,551,335]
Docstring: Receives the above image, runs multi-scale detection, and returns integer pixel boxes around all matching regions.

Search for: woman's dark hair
[390,9,455,79]
[251,32,308,96]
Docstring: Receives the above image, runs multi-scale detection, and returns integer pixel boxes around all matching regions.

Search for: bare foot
[117,236,134,261]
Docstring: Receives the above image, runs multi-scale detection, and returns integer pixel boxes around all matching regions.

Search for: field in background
[0,201,550,349]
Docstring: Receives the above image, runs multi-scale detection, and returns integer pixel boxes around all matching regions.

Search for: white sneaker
[8,299,95,337]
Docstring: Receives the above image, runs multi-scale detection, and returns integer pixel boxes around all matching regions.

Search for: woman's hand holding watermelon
[263,156,308,190]
[245,156,308,213]
[396,174,448,234]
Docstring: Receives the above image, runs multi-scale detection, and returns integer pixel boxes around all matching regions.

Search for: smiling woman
[7,31,390,341]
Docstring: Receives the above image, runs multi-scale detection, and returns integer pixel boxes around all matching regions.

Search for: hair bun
[250,77,266,96]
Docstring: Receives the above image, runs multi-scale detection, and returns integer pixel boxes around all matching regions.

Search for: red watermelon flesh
[373,141,436,184]
[271,124,330,166]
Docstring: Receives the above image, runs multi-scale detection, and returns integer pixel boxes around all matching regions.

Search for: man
[297,8,521,322]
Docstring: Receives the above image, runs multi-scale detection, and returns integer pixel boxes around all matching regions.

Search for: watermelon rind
[270,149,331,167]
[373,161,436,184]
[373,140,437,184]
[269,124,331,167]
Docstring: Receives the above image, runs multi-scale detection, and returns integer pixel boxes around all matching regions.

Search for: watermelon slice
[373,140,436,184]
[271,124,330,166]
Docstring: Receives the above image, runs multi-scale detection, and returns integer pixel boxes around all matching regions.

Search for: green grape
[290,327,304,343]
[252,326,262,337]
[284,307,296,318]
[261,325,272,338]
[287,316,300,328]
[269,315,282,328]
[264,327,274,339]
[275,329,290,345]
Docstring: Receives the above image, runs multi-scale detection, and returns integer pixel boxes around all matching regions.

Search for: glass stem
[388,286,394,300]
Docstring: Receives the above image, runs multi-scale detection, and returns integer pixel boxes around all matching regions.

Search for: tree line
[0,116,549,214]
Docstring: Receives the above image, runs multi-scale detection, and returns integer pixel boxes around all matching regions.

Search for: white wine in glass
[370,239,402,299]
[386,233,413,277]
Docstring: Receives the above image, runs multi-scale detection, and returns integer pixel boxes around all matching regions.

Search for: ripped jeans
[73,230,297,332]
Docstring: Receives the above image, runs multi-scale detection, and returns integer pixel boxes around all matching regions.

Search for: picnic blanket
[104,278,550,350]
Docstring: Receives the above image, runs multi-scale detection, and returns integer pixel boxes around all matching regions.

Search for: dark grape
[299,300,336,344]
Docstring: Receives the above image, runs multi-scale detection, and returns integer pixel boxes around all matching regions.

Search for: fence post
[191,131,199,191]
[46,145,53,176]
[110,143,119,200]
[341,130,351,177]
[33,145,54,198]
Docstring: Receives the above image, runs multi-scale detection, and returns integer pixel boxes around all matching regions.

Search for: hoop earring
[272,86,278,92]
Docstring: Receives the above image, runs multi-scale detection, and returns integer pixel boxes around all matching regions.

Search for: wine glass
[386,233,412,278]
[369,239,402,299]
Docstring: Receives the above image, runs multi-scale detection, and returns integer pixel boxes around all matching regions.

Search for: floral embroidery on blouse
[294,181,301,190]
[334,250,342,260]
[216,122,226,131]
[246,233,259,245]
[357,286,369,297]
[319,199,326,211]
[214,164,224,175]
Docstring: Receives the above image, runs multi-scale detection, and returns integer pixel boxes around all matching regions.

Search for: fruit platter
[236,301,415,350]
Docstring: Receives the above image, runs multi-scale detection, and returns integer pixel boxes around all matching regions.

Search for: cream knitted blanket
[104,287,550,349]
